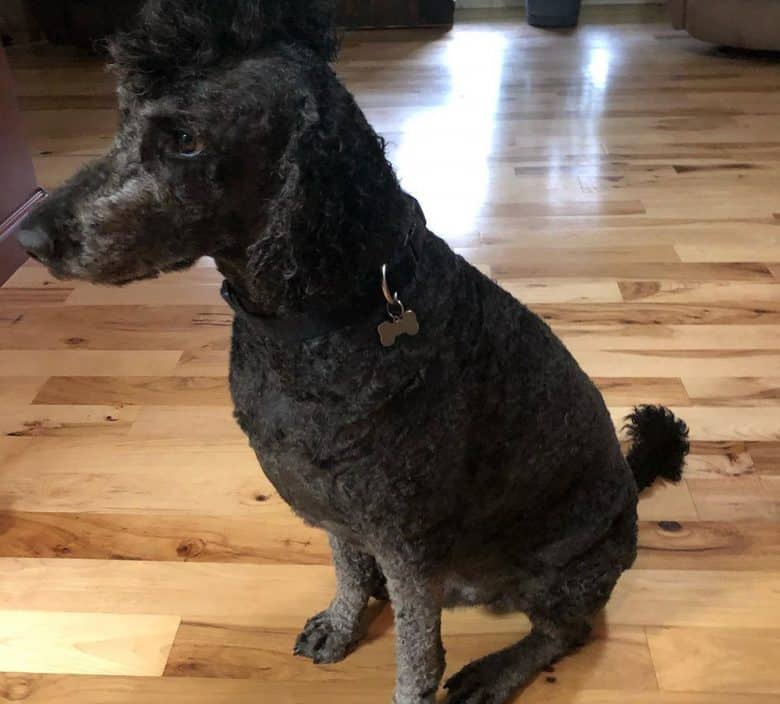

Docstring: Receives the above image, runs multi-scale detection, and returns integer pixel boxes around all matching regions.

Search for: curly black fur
[624,405,690,492]
[110,0,339,96]
[18,2,690,703]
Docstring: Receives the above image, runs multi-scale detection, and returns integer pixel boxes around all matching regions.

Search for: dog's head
[17,0,342,288]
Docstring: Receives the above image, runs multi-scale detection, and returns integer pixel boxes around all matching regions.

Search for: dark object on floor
[668,0,780,51]
[28,0,142,50]
[17,2,690,703]
[339,0,454,28]
[527,0,582,28]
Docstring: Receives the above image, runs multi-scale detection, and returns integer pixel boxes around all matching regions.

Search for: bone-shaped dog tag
[378,309,419,347]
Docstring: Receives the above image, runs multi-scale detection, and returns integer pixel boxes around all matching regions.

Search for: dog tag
[378,309,419,347]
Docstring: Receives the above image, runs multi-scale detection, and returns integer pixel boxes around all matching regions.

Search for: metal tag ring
[381,264,399,306]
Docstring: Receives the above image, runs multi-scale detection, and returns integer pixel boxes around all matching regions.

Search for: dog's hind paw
[444,659,513,704]
[293,611,356,664]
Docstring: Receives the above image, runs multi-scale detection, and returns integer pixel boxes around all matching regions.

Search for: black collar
[221,221,426,343]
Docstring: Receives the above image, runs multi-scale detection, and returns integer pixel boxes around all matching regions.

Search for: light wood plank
[579,351,780,378]
[1,561,777,630]
[682,377,780,407]
[504,280,624,304]
[0,438,267,515]
[0,611,180,677]
[557,325,780,351]
[65,284,224,307]
[636,521,780,571]
[647,627,780,694]
[619,281,780,304]
[675,244,780,263]
[613,406,780,442]
[33,377,232,407]
[0,351,183,376]
[0,405,138,438]
[0,512,328,564]
[688,477,779,521]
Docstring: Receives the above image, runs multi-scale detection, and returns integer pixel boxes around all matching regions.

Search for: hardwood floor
[2,6,779,702]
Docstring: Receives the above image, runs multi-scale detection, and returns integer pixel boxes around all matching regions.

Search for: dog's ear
[110,0,338,96]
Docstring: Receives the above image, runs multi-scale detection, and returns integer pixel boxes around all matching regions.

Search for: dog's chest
[227,320,415,531]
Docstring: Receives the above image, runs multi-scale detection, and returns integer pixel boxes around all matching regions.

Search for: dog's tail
[623,405,689,492]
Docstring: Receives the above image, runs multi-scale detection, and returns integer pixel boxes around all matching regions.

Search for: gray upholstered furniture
[668,0,780,51]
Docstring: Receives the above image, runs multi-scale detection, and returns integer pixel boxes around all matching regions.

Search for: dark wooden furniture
[338,1,455,28]
[0,45,43,285]
[28,0,455,48]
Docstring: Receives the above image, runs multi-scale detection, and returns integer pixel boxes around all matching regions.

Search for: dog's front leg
[294,534,383,664]
[385,570,445,704]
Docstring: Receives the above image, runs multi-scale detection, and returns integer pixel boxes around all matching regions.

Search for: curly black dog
[17,2,689,702]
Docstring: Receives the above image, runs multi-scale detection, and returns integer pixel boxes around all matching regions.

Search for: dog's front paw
[293,611,355,664]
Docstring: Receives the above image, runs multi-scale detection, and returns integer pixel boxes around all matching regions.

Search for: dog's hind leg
[444,507,635,704]
[443,615,590,704]
[294,534,385,664]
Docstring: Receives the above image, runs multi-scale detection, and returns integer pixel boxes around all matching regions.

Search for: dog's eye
[173,130,204,157]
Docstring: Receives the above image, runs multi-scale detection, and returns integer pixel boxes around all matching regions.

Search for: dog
[17,2,689,702]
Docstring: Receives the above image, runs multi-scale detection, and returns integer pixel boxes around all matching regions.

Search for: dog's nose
[16,225,54,261]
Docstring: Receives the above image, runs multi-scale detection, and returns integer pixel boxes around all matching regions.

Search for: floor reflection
[393,31,508,239]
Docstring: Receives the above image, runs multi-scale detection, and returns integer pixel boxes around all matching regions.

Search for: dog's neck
[215,74,419,320]
[215,186,420,320]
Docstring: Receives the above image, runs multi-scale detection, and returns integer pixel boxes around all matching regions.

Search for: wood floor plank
[0,287,73,307]
[128,406,243,441]
[0,304,231,351]
[1,560,777,630]
[0,351,183,376]
[636,521,780,571]
[611,406,780,441]
[0,438,268,515]
[682,377,780,406]
[579,351,780,378]
[675,244,780,263]
[688,477,780,521]
[503,280,624,304]
[0,404,138,438]
[750,441,780,475]
[594,378,690,406]
[65,284,224,307]
[164,622,658,692]
[556,325,780,351]
[618,281,780,304]
[684,442,755,479]
[647,627,780,694]
[637,481,698,522]
[0,611,180,677]
[33,377,232,407]
[0,512,328,564]
[495,261,775,282]
[0,377,47,404]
